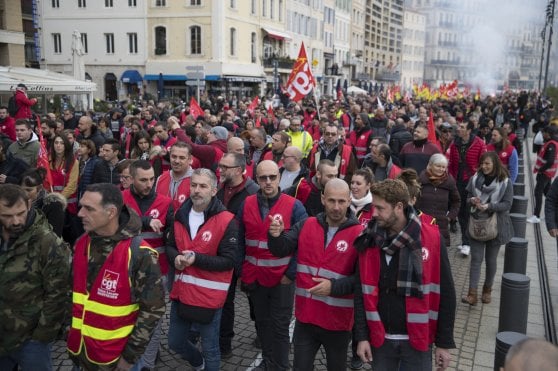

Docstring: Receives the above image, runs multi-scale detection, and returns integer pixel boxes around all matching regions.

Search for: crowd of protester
[2,86,558,371]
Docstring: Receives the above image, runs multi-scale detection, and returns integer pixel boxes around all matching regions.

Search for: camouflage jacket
[0,209,71,356]
[71,206,165,369]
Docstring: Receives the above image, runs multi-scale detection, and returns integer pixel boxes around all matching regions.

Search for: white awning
[0,66,96,93]
[262,27,292,41]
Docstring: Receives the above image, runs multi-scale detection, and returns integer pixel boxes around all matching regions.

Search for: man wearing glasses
[238,160,307,371]
[216,152,259,358]
[279,146,308,191]
[308,123,356,183]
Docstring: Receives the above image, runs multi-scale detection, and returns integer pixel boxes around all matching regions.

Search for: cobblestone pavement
[51,161,553,370]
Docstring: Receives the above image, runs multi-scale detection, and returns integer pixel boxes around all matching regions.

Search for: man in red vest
[268,178,362,370]
[238,160,307,371]
[68,183,165,370]
[352,179,456,370]
[167,168,238,371]
[155,141,194,210]
[122,160,174,370]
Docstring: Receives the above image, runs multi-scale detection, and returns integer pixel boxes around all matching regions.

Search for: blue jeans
[372,339,432,371]
[0,340,52,371]
[168,300,222,371]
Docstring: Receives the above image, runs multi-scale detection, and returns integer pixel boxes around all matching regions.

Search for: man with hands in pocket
[268,178,363,370]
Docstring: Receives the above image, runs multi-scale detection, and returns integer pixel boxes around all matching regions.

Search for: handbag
[468,211,498,241]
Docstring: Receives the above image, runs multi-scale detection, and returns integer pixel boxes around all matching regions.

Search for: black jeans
[293,320,351,371]
[457,181,470,245]
[251,282,295,371]
[219,274,238,352]
[534,173,552,217]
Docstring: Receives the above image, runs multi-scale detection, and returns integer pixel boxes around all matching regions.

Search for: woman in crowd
[20,168,66,238]
[64,129,80,155]
[486,127,518,183]
[462,151,513,306]
[77,139,99,200]
[130,130,162,177]
[97,116,114,140]
[350,167,375,228]
[415,153,460,248]
[49,133,80,243]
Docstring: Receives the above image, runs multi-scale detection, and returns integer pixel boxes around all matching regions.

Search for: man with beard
[152,121,178,172]
[371,144,402,181]
[268,179,362,370]
[238,160,307,371]
[8,119,40,167]
[0,106,16,141]
[353,179,456,371]
[399,124,441,174]
[370,107,389,139]
[155,142,194,210]
[68,183,165,370]
[0,184,71,370]
[122,160,174,369]
[285,159,339,217]
[308,123,357,182]
[263,131,290,166]
[76,115,105,153]
[215,152,259,357]
[167,169,238,371]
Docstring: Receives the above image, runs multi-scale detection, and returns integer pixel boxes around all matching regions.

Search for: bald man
[227,137,254,179]
[269,178,364,370]
[237,160,308,370]
[504,338,558,371]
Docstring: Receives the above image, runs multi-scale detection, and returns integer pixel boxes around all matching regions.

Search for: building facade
[400,8,425,90]
[0,0,25,67]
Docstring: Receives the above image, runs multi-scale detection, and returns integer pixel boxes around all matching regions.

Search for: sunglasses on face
[257,174,278,182]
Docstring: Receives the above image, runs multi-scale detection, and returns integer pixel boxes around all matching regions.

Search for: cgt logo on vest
[150,209,160,219]
[178,194,186,203]
[98,270,120,300]
[336,240,348,252]
[271,214,283,223]
[202,231,212,242]
[421,247,429,262]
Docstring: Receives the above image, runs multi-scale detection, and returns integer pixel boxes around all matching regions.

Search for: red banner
[285,42,315,102]
[35,116,53,191]
[189,97,204,119]
[247,96,259,115]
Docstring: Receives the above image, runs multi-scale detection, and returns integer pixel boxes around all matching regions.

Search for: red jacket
[296,217,362,331]
[359,217,441,351]
[448,135,486,183]
[486,143,514,168]
[241,194,296,287]
[308,142,354,180]
[67,236,145,364]
[14,90,36,119]
[535,140,558,179]
[122,190,173,275]
[155,171,191,211]
[349,127,373,164]
[170,211,234,309]
[0,116,16,141]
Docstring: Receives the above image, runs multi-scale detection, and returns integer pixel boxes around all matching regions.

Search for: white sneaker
[461,245,470,256]
[527,215,541,223]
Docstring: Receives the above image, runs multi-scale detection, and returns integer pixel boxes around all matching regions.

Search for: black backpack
[7,95,18,117]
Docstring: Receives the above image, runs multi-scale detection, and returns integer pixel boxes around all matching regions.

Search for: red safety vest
[155,171,191,211]
[486,143,514,168]
[349,129,372,163]
[122,190,172,275]
[67,236,151,365]
[170,211,235,309]
[50,159,78,214]
[295,217,362,331]
[293,178,316,205]
[359,217,441,351]
[356,205,374,229]
[534,140,558,179]
[241,194,296,287]
[309,143,353,180]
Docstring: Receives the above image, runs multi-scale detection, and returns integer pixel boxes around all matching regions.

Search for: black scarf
[355,206,424,298]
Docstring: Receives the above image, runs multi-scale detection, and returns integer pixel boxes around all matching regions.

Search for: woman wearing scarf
[415,154,460,248]
[350,168,375,227]
[462,151,513,306]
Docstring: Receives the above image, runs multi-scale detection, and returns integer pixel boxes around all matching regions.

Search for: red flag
[285,42,316,102]
[247,96,259,115]
[189,97,204,119]
[427,110,437,145]
[35,116,53,191]
[267,105,275,121]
